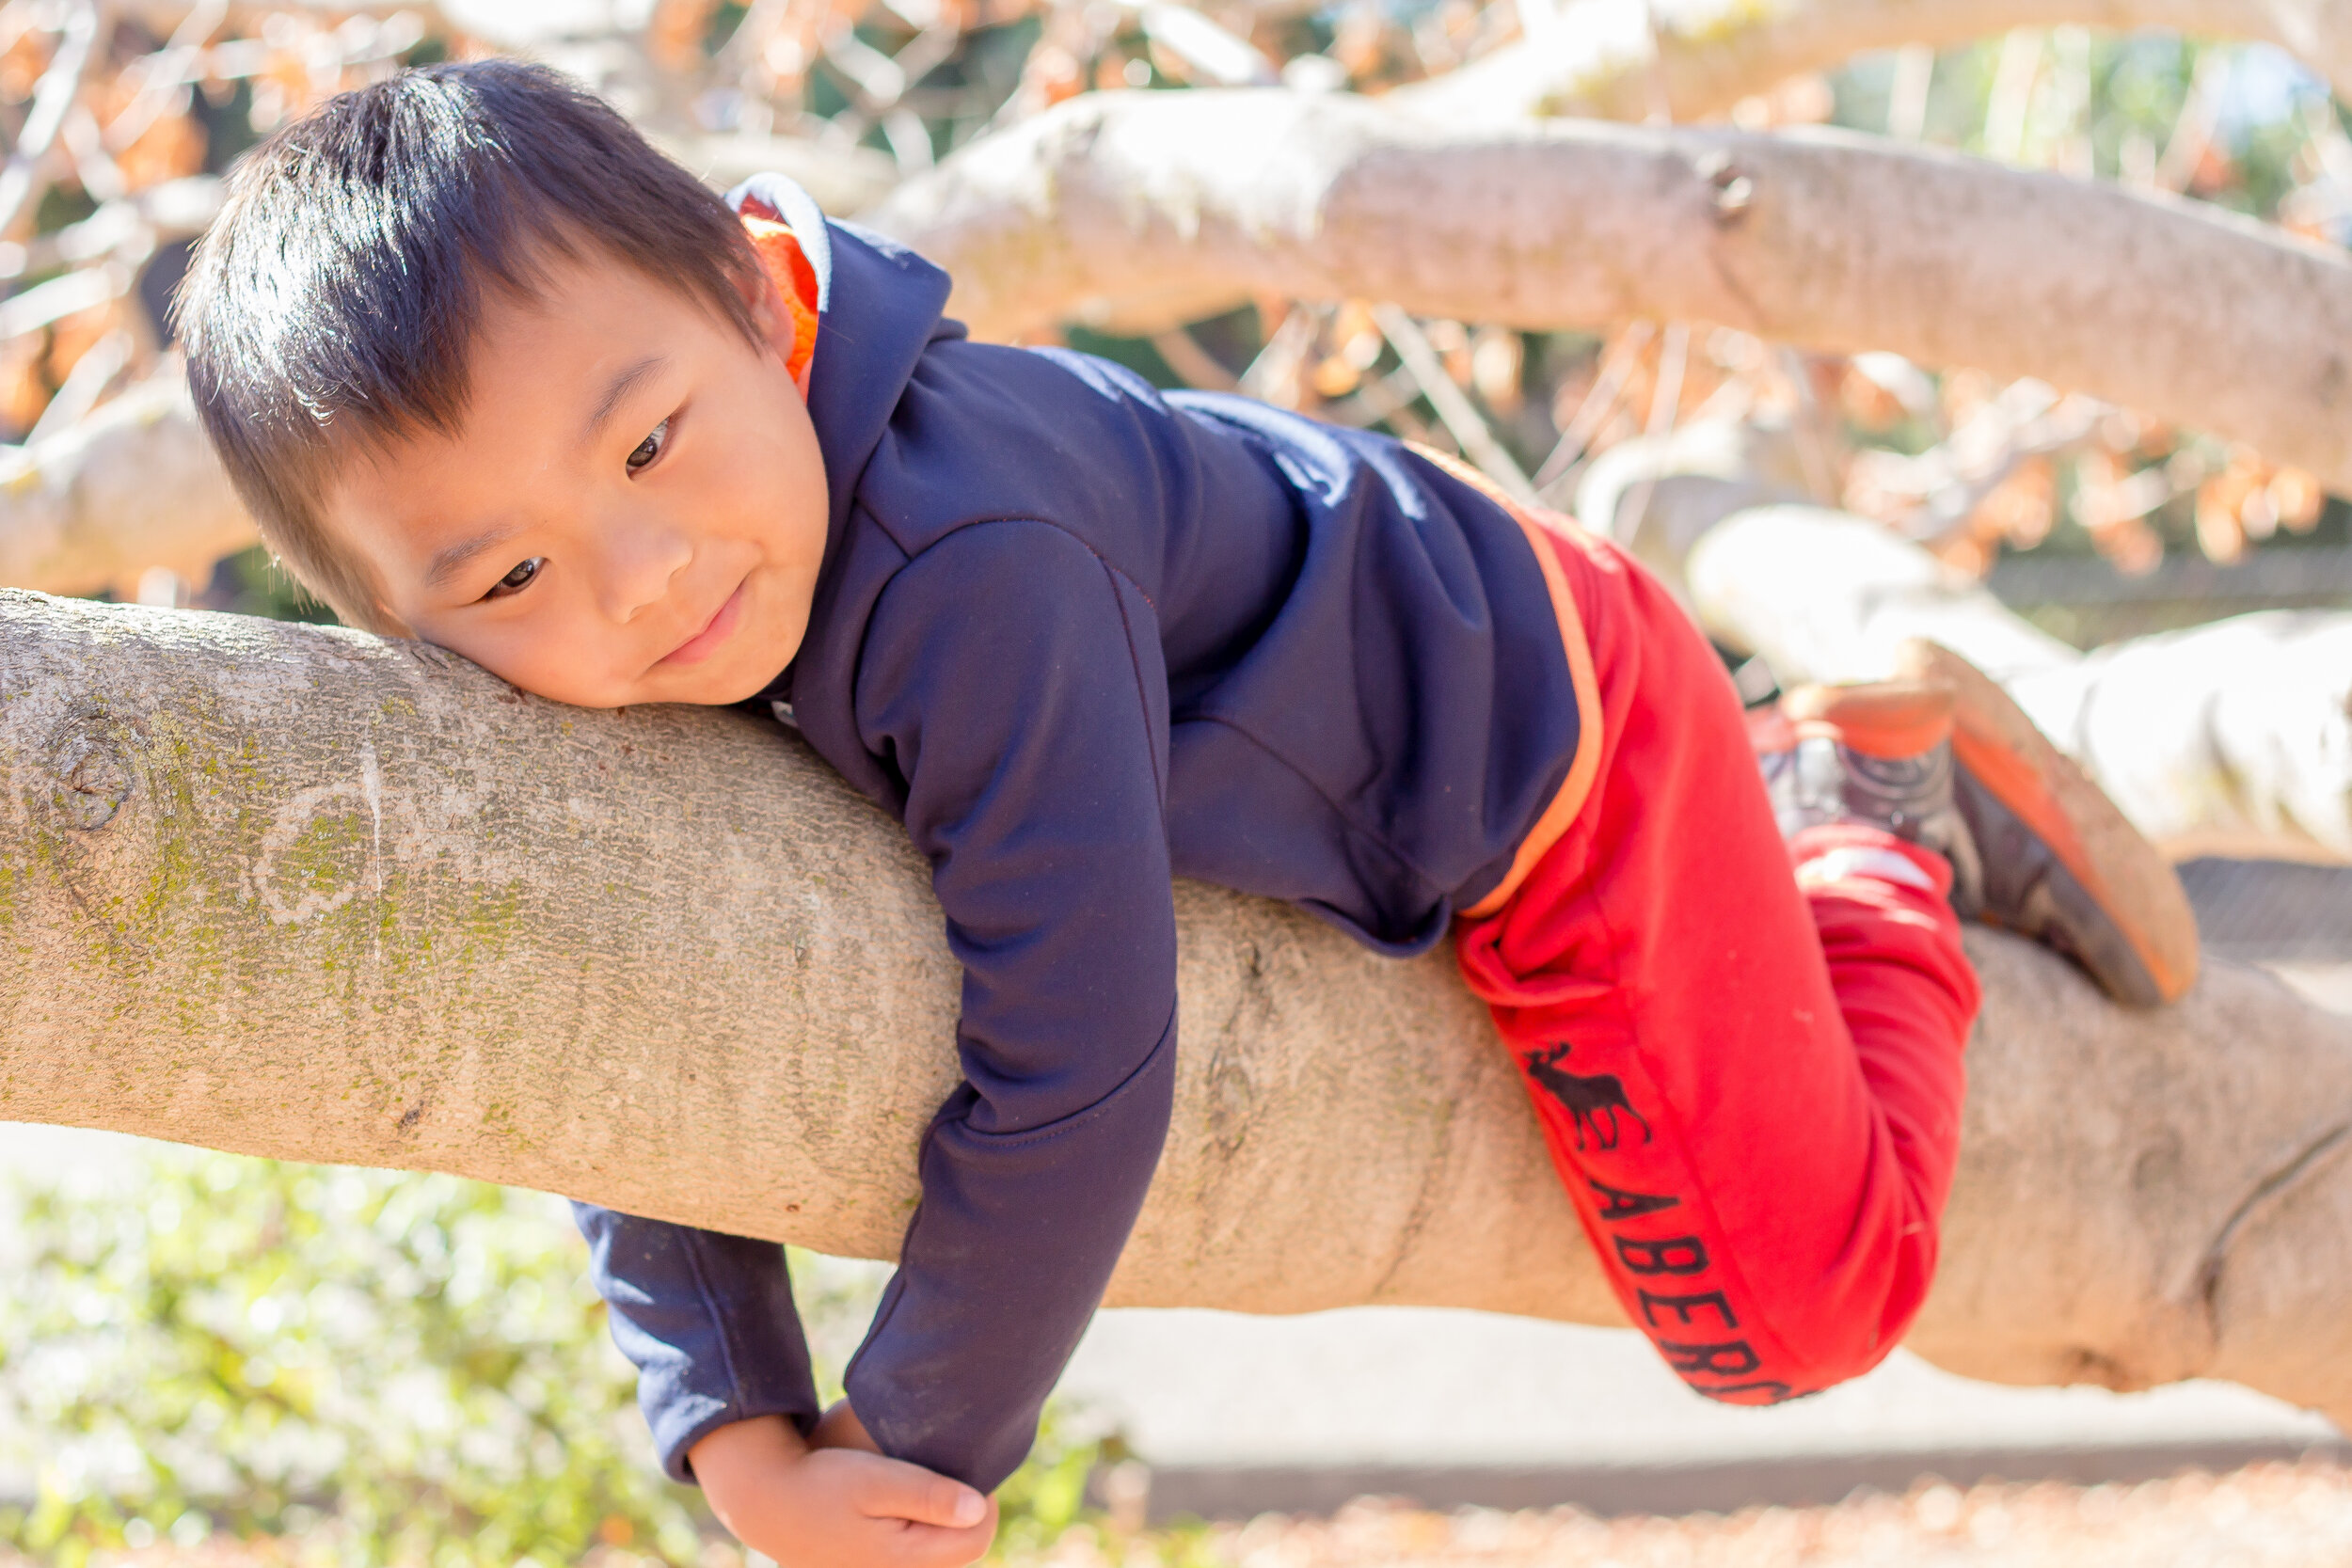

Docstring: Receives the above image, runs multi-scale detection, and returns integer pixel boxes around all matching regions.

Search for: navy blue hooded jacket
[573,176,1581,1493]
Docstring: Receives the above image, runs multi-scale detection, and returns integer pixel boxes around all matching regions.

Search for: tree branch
[0,1,113,241]
[0,366,256,599]
[1398,0,2352,126]
[866,92,2352,492]
[1626,466,2352,858]
[5,589,2349,1431]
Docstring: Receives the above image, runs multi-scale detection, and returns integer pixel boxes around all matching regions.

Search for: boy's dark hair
[176,58,767,630]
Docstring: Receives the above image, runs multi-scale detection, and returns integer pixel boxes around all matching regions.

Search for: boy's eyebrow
[425,524,524,591]
[584,354,669,439]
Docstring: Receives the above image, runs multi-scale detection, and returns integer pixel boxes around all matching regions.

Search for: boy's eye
[485,558,543,599]
[627,417,671,474]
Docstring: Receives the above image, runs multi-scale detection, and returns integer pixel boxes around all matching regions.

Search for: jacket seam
[677,1230,752,1415]
[839,1009,1175,1407]
[879,513,1161,614]
[856,515,1168,789]
[953,1004,1179,1149]
[877,516,1469,897]
[1096,553,1169,807]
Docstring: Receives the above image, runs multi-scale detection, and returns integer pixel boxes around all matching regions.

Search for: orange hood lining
[740,209,821,386]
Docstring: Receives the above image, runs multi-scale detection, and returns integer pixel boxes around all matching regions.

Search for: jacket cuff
[570,1203,825,1485]
[649,1386,821,1486]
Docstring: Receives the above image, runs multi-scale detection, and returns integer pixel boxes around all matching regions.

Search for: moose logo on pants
[1522,1041,1652,1150]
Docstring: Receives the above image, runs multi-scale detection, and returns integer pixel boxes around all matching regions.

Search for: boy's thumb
[860,1460,989,1528]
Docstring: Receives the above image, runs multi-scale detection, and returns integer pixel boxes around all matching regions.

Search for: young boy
[175,59,2199,1568]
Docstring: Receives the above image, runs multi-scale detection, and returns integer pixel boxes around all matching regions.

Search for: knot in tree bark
[1694,149,1755,226]
[49,723,133,831]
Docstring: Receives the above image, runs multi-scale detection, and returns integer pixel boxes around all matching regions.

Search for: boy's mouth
[660,578,749,668]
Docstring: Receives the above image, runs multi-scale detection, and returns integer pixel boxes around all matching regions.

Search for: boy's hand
[690,1413,999,1568]
[809,1398,882,1453]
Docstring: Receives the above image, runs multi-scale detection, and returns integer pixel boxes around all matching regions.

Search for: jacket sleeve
[847,517,1179,1492]
[570,1202,823,1482]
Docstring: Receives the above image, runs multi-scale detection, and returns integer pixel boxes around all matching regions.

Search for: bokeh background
[6,1,2352,1563]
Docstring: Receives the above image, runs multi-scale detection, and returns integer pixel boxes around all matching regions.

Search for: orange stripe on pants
[1454,520,1980,1402]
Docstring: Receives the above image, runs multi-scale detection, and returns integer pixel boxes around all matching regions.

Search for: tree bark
[1398,0,2352,125]
[864,93,2352,494]
[5,589,2350,1431]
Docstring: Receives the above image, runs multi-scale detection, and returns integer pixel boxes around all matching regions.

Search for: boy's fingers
[851,1455,990,1528]
[884,1504,1000,1568]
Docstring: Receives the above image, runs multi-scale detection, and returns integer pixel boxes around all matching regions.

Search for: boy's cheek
[407,614,596,705]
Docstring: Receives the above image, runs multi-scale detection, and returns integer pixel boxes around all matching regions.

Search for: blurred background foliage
[0,0,2345,627]
[0,1155,1109,1564]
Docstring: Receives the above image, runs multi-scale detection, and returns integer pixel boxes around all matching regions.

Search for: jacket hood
[725,172,963,550]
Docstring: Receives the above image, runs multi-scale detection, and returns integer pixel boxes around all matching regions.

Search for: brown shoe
[1893,640,2200,1006]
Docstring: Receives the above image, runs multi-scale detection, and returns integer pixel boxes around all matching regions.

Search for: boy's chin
[654,673,777,707]
[475,654,783,710]
[632,653,789,708]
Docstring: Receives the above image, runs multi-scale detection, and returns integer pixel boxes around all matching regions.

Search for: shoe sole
[1897,640,2200,1006]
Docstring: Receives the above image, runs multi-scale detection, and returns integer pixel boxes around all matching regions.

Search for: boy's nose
[597,521,695,623]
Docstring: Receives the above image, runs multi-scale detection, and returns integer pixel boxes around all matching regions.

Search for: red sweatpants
[1454,520,1981,1403]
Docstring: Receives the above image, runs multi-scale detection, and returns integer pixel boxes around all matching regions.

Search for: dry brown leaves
[1022,1457,2352,1568]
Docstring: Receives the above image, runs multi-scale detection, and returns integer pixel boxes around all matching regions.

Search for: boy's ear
[740,265,808,396]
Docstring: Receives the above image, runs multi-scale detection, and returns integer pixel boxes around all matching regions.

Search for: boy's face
[323,245,828,708]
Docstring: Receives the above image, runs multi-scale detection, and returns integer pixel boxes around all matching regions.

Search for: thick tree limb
[5,590,2350,1431]
[2017,612,2352,860]
[1399,0,2352,125]
[864,93,2352,493]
